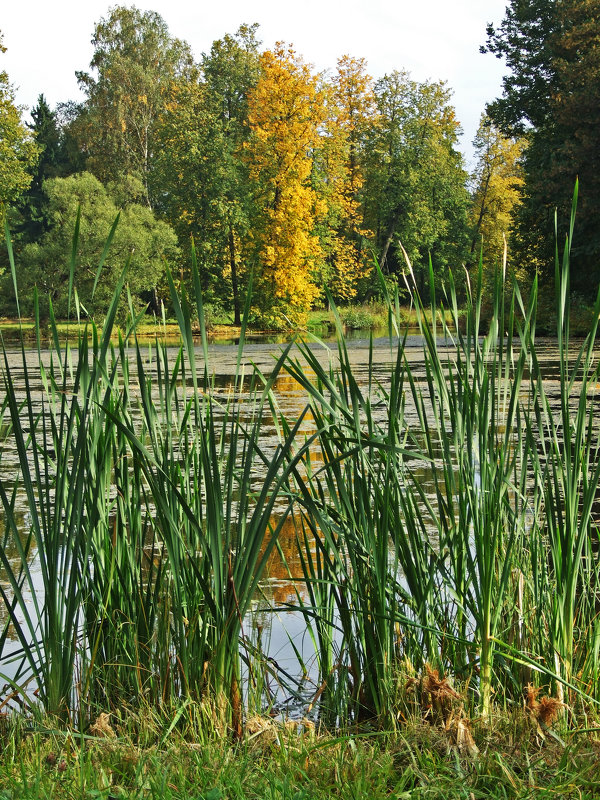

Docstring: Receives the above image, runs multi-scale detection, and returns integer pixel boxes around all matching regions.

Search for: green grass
[307,303,387,331]
[1,707,600,799]
[306,303,457,333]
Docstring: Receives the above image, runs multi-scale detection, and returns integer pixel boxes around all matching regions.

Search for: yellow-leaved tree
[245,44,326,327]
[469,114,524,277]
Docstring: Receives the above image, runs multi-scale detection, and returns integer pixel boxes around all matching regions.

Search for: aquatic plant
[1,194,599,731]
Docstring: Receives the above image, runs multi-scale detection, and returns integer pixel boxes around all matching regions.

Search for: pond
[1,325,599,723]
[0,332,434,696]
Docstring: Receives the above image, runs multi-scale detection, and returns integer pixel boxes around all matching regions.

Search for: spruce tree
[18,95,63,242]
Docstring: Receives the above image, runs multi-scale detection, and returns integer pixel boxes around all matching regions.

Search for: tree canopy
[483,0,600,296]
[75,5,196,205]
[363,72,469,293]
[16,172,179,318]
[245,44,326,326]
[15,95,68,243]
[6,9,575,322]
[469,114,524,276]
[153,24,261,323]
[0,32,39,221]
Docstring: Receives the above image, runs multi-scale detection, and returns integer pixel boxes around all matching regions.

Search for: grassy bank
[0,302,434,343]
[1,708,600,799]
[307,302,459,333]
[2,289,596,343]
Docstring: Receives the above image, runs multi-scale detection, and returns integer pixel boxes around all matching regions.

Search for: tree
[17,95,65,242]
[54,101,90,175]
[363,72,469,294]
[482,0,559,134]
[483,0,600,296]
[16,172,179,318]
[245,45,326,326]
[201,24,260,323]
[315,56,376,302]
[154,24,260,323]
[469,115,524,275]
[551,0,600,286]
[76,6,196,205]
[0,32,39,221]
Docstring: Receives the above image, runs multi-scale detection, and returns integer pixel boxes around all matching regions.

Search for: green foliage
[482,0,559,134]
[75,5,196,204]
[53,100,89,175]
[0,32,39,221]
[9,15,485,322]
[483,0,600,297]
[15,95,68,243]
[339,305,383,329]
[153,24,260,323]
[15,172,179,317]
[362,71,469,295]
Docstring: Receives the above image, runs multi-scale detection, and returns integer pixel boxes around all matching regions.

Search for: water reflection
[1,332,598,712]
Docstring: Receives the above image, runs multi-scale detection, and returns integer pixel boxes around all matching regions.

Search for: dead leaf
[90,712,116,739]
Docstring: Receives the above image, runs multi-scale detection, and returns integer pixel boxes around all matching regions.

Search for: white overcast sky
[1,0,509,167]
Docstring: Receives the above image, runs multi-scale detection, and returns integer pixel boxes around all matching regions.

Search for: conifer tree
[18,95,63,242]
[483,0,600,295]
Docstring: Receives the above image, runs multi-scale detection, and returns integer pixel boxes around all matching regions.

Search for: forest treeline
[1,1,598,326]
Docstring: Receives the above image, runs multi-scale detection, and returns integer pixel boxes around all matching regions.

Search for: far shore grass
[1,295,596,342]
[0,304,454,343]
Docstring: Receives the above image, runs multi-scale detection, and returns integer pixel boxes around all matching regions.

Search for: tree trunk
[229,227,241,326]
[379,206,403,271]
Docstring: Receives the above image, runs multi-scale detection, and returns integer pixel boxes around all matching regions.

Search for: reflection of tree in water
[260,514,312,607]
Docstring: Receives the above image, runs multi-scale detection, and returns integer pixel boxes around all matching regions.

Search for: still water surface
[0,332,596,709]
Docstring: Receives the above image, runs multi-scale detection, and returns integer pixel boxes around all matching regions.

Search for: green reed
[281,295,443,724]
[280,216,600,722]
[0,225,313,730]
[520,190,600,701]
[402,257,534,716]
[0,216,126,719]
[2,198,600,732]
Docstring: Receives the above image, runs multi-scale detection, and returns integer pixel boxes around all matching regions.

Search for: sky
[1,0,509,167]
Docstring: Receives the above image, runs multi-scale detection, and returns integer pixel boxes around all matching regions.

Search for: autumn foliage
[9,3,600,320]
[245,45,325,326]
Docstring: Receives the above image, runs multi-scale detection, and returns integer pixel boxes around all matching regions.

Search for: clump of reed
[278,190,600,726]
[0,226,312,732]
[1,190,600,735]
